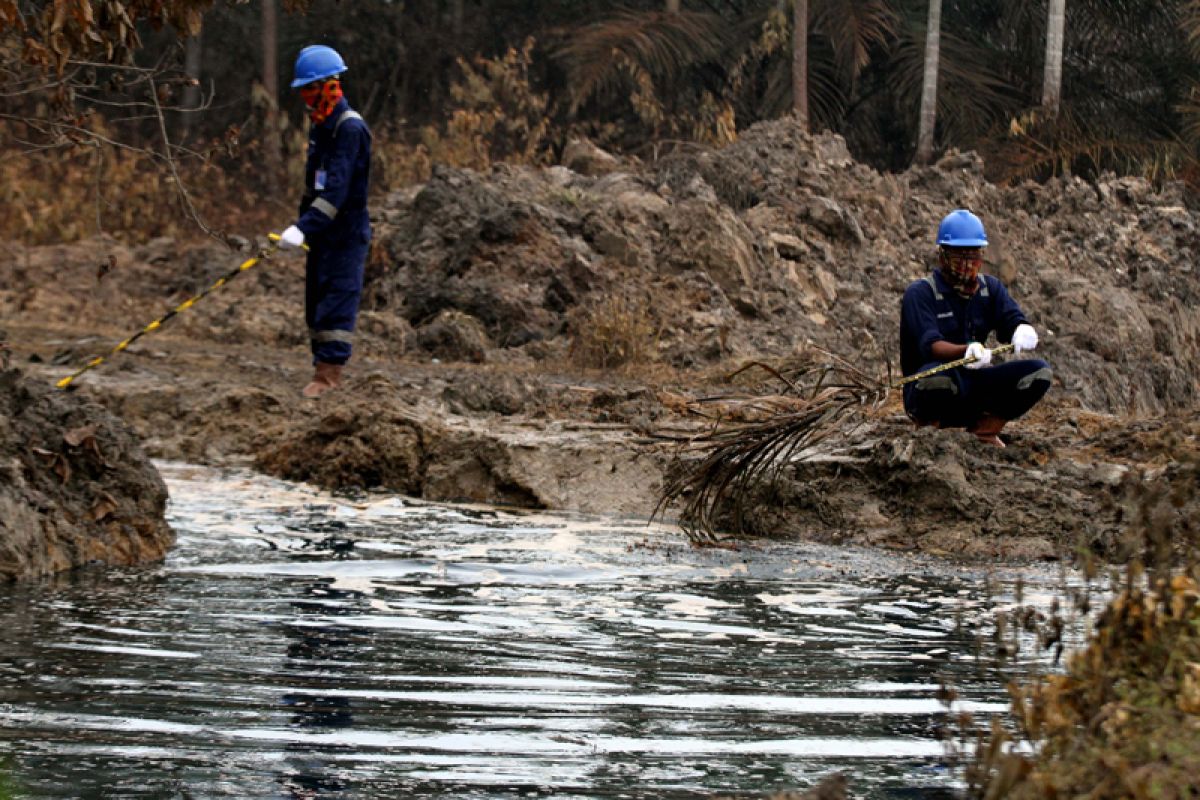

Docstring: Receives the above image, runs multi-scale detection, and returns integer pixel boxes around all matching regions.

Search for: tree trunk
[451,0,465,36]
[1042,0,1066,117]
[261,0,281,190]
[180,27,202,141]
[666,0,681,13]
[792,0,808,128]
[915,0,942,164]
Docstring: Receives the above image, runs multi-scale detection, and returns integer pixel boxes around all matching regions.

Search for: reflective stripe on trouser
[305,239,368,366]
[903,359,1052,429]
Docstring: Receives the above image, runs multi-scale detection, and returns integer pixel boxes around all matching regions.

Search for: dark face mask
[939,247,984,297]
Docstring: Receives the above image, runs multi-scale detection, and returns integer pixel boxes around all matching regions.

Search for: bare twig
[148,76,223,243]
[0,112,153,155]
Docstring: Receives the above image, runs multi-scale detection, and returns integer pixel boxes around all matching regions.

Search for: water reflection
[0,464,1089,799]
[280,579,359,798]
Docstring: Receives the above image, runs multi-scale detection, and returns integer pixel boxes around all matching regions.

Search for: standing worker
[278,45,372,398]
[899,210,1052,446]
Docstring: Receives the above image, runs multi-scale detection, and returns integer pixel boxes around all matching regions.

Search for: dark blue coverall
[296,97,372,366]
[899,269,1052,428]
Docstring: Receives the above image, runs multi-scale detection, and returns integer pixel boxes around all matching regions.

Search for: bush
[567,295,659,371]
[969,460,1200,799]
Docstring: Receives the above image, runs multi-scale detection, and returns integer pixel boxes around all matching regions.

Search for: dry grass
[968,458,1200,799]
[0,113,299,245]
[567,294,660,371]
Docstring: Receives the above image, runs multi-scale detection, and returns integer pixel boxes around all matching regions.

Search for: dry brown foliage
[969,459,1200,799]
[566,294,660,372]
[375,38,553,188]
[0,114,290,244]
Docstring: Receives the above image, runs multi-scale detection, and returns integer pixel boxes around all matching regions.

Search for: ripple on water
[0,462,1088,799]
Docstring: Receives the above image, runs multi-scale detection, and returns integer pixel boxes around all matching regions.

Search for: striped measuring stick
[890,343,1016,389]
[55,234,304,389]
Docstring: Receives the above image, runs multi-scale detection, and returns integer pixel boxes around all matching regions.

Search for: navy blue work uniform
[296,97,371,366]
[899,269,1052,428]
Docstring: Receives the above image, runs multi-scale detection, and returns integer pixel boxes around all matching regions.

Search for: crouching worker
[899,210,1052,447]
[277,44,372,398]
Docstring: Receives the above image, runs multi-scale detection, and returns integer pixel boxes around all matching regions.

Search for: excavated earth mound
[365,119,1199,414]
[3,116,1198,568]
[0,367,172,581]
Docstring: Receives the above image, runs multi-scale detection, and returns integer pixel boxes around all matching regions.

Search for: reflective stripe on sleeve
[312,197,339,219]
[915,375,958,394]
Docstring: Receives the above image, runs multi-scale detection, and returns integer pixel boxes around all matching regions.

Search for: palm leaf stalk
[655,343,1014,544]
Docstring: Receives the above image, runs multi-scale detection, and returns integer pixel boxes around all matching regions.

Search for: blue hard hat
[936,209,988,247]
[291,45,347,88]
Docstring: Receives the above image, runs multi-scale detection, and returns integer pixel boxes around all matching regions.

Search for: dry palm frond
[655,345,1013,545]
[654,348,889,545]
[812,0,899,85]
[551,10,730,115]
[991,109,1185,184]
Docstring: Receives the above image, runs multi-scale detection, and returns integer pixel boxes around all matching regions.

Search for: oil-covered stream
[0,464,1087,798]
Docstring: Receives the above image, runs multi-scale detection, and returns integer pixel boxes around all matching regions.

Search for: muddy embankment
[0,366,172,581]
[3,117,1199,578]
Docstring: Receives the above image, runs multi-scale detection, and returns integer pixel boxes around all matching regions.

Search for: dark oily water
[0,464,1084,799]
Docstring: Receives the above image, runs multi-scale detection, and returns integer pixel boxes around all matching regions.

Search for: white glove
[279,225,305,248]
[1012,323,1038,353]
[965,342,992,369]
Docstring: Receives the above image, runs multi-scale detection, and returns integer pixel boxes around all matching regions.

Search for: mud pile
[8,119,1197,417]
[368,118,1200,415]
[0,368,173,581]
[3,116,1198,566]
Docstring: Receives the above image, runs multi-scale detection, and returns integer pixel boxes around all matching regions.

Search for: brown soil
[2,118,1198,578]
[0,366,172,581]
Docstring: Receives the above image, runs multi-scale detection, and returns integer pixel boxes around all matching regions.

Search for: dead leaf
[52,454,70,484]
[90,492,118,522]
[63,423,98,447]
[50,0,67,34]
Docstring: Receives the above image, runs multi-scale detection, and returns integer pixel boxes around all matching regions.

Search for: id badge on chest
[314,169,327,191]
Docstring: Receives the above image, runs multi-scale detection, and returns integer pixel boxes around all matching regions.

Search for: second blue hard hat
[292,45,347,88]
[936,209,988,247]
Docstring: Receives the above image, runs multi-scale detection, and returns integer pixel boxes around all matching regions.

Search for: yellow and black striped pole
[890,343,1015,389]
[56,233,306,390]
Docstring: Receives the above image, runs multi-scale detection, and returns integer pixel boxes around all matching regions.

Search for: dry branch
[654,347,889,544]
[654,344,1013,545]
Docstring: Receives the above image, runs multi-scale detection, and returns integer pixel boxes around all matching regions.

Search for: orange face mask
[300,78,343,125]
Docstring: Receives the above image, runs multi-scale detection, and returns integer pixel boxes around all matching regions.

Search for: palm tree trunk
[180,27,202,141]
[915,0,942,164]
[451,0,465,35]
[1042,0,1066,117]
[261,0,281,191]
[792,0,808,128]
